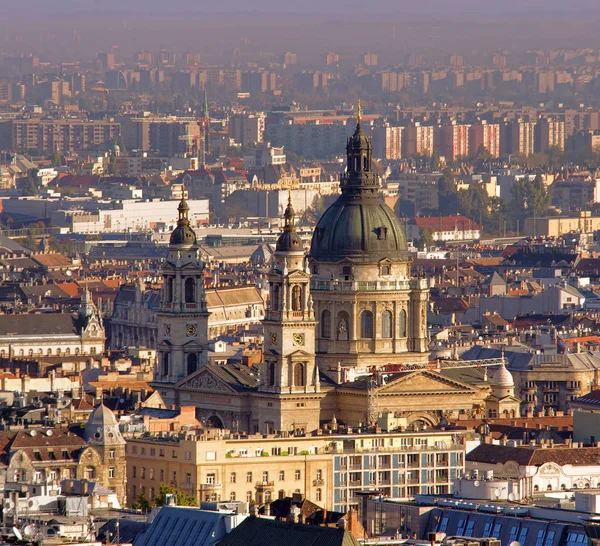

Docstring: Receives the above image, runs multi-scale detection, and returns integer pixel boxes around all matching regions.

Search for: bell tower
[256,196,322,434]
[154,194,209,405]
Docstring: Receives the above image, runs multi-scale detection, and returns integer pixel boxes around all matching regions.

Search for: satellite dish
[12,528,22,541]
[508,493,516,501]
[495,489,501,498]
[23,525,34,537]
[509,542,521,546]
[474,480,480,487]
[46,430,53,436]
[29,430,37,437]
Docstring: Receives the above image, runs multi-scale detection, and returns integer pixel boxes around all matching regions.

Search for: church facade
[153,115,517,434]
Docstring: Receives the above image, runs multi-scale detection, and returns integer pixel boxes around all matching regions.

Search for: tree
[418,227,435,249]
[21,169,40,196]
[154,483,197,507]
[132,492,151,512]
[510,174,550,228]
[430,149,441,171]
[301,195,328,225]
[546,145,564,168]
[437,169,459,216]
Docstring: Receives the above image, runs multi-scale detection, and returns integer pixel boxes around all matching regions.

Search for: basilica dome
[309,112,408,264]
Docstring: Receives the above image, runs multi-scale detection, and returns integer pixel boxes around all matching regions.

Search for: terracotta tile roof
[468,443,600,467]
[56,282,81,298]
[12,428,85,449]
[89,380,153,391]
[31,254,72,268]
[413,215,481,232]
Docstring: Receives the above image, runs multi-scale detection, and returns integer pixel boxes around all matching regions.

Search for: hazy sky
[7,0,600,15]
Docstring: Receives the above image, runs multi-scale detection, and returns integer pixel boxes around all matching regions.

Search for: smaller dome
[84,403,125,445]
[276,195,303,252]
[88,403,118,427]
[170,196,197,247]
[489,361,514,388]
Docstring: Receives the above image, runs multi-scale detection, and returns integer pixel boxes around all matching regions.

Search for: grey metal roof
[218,517,359,546]
[133,506,230,546]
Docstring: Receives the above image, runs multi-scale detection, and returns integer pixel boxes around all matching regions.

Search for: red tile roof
[413,215,481,232]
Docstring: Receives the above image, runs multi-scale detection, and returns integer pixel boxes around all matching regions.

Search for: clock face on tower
[186,324,197,337]
[164,324,171,337]
[292,333,305,346]
[271,333,278,345]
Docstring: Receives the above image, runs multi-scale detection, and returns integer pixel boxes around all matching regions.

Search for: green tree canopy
[154,483,197,507]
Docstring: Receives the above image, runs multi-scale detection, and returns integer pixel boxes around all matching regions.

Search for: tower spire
[357,99,362,125]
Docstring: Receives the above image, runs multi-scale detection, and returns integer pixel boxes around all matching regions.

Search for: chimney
[347,509,361,539]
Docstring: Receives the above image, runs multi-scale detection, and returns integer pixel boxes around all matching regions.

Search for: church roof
[0,313,81,337]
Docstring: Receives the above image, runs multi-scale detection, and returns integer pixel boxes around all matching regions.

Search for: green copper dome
[309,115,408,263]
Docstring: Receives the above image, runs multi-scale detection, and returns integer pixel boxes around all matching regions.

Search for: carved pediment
[176,368,236,394]
[377,370,478,395]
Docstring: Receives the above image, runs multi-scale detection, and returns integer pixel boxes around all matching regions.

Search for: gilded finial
[288,188,292,205]
[357,99,362,124]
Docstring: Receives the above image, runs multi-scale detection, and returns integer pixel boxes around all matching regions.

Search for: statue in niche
[337,318,349,341]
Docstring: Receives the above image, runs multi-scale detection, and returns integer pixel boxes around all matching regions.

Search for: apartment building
[403,124,435,157]
[535,118,566,152]
[469,122,501,158]
[372,125,403,160]
[229,113,266,147]
[120,116,200,154]
[436,124,471,161]
[125,428,466,513]
[1,119,120,154]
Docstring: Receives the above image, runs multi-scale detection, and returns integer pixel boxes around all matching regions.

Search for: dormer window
[376,227,388,240]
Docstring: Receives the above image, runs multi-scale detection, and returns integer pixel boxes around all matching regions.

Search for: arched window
[382,310,392,338]
[360,311,373,338]
[272,285,280,311]
[28,349,33,357]
[187,353,198,375]
[47,348,52,356]
[185,278,195,303]
[294,363,305,387]
[65,348,71,355]
[321,309,331,338]
[291,285,302,311]
[166,277,173,302]
[162,353,170,377]
[75,348,80,355]
[18,349,24,356]
[269,362,276,386]
[399,309,407,337]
